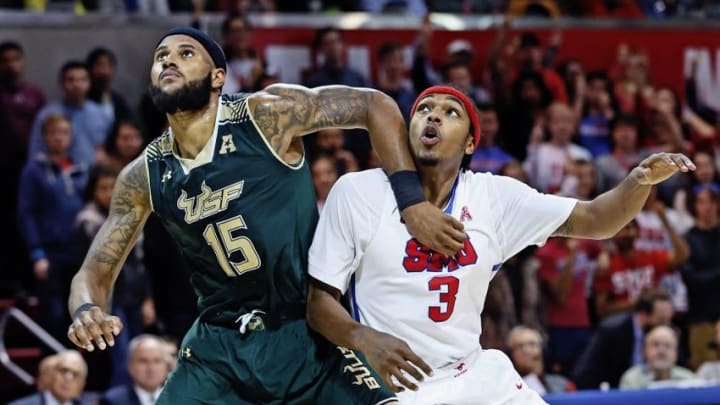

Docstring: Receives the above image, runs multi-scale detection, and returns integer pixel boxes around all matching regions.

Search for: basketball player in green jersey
[66,27,464,403]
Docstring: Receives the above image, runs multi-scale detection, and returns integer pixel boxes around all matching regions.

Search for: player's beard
[149,73,212,115]
[413,147,439,167]
[417,155,439,166]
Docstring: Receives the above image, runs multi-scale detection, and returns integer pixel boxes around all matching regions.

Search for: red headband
[410,85,482,148]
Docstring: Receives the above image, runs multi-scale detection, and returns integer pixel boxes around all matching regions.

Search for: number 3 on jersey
[428,276,459,322]
[401,238,478,322]
[203,214,261,277]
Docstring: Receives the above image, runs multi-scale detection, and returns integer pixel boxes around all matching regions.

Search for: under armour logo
[162,169,172,183]
[460,206,472,222]
[181,347,192,359]
[219,135,237,155]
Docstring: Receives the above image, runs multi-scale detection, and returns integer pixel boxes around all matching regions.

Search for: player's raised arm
[553,153,696,239]
[67,156,152,352]
[248,83,465,256]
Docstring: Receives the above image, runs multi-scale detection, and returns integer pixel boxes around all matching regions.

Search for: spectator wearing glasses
[619,325,696,390]
[9,350,90,405]
[507,325,576,395]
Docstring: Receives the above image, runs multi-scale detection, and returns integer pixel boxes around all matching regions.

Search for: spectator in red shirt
[537,237,603,375]
[594,215,689,319]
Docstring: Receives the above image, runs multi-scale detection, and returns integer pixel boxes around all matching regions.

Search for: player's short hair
[461,154,472,171]
[634,289,671,314]
[59,60,89,81]
[0,40,23,55]
[86,47,117,68]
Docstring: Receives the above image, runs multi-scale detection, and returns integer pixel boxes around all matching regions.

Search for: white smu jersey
[308,169,577,369]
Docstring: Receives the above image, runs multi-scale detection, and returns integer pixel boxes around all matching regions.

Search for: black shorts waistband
[204,306,306,331]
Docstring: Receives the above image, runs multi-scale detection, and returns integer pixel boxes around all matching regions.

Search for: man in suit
[9,350,88,405]
[572,289,674,389]
[101,335,169,405]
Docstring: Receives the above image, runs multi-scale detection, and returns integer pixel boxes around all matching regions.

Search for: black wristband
[73,303,98,320]
[389,170,425,211]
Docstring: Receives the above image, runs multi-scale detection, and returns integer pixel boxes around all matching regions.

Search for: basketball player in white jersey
[306,85,695,405]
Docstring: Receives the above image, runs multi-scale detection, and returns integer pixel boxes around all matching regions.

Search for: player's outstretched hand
[357,328,433,393]
[401,202,465,257]
[634,153,695,185]
[67,306,123,352]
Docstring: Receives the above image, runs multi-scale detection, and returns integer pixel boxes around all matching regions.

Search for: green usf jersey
[145,94,318,324]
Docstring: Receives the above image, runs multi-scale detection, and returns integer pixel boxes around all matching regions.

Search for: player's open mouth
[421,126,440,145]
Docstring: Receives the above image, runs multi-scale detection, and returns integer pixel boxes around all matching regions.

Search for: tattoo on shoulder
[253,100,284,151]
[253,85,371,154]
[89,159,149,267]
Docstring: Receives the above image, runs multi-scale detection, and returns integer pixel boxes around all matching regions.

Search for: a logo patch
[162,169,173,183]
[177,180,244,224]
[460,205,472,222]
[337,347,380,390]
[219,134,237,154]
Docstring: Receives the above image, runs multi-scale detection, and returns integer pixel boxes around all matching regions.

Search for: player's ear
[211,68,225,91]
[464,132,474,155]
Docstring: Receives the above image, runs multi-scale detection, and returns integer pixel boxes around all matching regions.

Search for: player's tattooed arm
[249,83,415,174]
[250,84,369,152]
[69,156,152,315]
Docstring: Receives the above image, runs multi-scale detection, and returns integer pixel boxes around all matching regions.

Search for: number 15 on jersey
[203,214,262,277]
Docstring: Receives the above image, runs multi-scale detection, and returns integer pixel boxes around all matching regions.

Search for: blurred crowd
[2,6,720,404]
[3,0,720,19]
